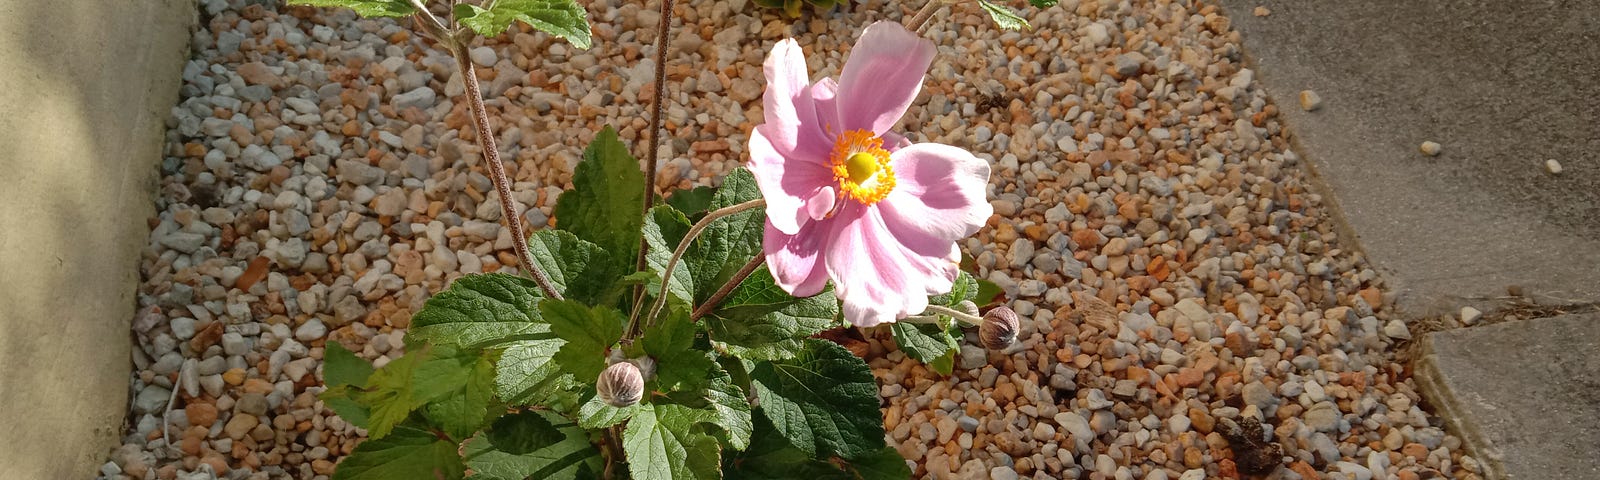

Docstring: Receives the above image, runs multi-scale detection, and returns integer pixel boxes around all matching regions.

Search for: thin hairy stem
[914,304,983,326]
[447,41,563,300]
[631,198,766,335]
[904,0,946,32]
[633,0,679,312]
[691,255,765,320]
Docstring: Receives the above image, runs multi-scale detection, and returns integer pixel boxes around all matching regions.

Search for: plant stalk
[632,198,766,335]
[911,304,983,326]
[633,0,680,314]
[691,255,765,320]
[443,30,563,300]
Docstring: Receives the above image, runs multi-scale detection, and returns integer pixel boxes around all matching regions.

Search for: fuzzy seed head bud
[979,306,1019,350]
[597,362,644,407]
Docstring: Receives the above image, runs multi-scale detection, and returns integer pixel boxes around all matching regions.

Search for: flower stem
[904,0,947,33]
[631,198,766,336]
[438,23,562,300]
[914,304,983,326]
[637,0,677,270]
[691,255,765,320]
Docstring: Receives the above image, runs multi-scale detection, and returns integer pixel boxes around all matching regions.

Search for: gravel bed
[103,0,1478,479]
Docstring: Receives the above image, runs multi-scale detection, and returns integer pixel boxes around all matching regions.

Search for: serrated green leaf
[722,415,853,479]
[1028,0,1058,7]
[929,349,956,376]
[638,307,715,393]
[495,337,582,412]
[704,268,836,360]
[409,273,548,349]
[974,277,1004,307]
[889,321,959,367]
[360,346,430,439]
[324,342,374,389]
[665,186,717,222]
[843,447,913,479]
[642,205,696,307]
[320,387,371,429]
[486,410,565,455]
[286,0,415,18]
[704,365,754,450]
[453,0,592,48]
[554,127,643,279]
[749,339,885,459]
[541,299,626,383]
[419,347,497,440]
[929,271,979,308]
[623,404,723,480]
[977,0,1030,30]
[465,411,604,480]
[577,393,641,429]
[525,229,617,305]
[332,425,464,480]
[688,168,765,304]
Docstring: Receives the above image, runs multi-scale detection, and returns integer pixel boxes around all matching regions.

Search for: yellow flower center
[830,129,895,205]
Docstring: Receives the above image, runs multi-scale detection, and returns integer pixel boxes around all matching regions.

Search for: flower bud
[979,306,1019,350]
[597,362,644,407]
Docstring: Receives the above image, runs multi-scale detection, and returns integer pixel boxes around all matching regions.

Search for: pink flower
[748,21,993,327]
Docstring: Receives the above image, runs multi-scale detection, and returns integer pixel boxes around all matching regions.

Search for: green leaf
[286,0,415,18]
[623,404,723,480]
[554,127,644,277]
[541,299,626,382]
[974,277,1005,307]
[723,415,852,479]
[324,342,374,389]
[409,273,548,349]
[419,347,498,440]
[637,307,715,393]
[320,387,371,429]
[704,365,754,450]
[495,337,583,412]
[843,447,913,480]
[525,229,617,305]
[749,339,885,459]
[577,393,641,429]
[465,411,605,480]
[890,321,959,367]
[360,346,430,439]
[976,0,1030,31]
[642,205,697,308]
[1028,0,1058,7]
[332,425,465,480]
[486,410,565,455]
[453,0,592,48]
[686,168,765,305]
[703,268,837,360]
[929,271,979,308]
[929,349,956,376]
[665,186,716,221]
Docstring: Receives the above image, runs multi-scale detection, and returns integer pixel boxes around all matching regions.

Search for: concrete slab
[1414,314,1600,479]
[0,0,192,477]
[1215,0,1600,315]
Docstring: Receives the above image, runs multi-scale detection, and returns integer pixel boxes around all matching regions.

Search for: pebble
[1461,306,1483,325]
[1299,90,1321,111]
[1545,158,1563,174]
[1420,141,1443,156]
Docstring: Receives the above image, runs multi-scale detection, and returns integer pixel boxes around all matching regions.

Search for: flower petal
[809,77,841,140]
[763,219,830,298]
[762,39,832,162]
[748,126,835,235]
[835,21,937,136]
[824,203,955,327]
[880,143,993,257]
[804,185,836,221]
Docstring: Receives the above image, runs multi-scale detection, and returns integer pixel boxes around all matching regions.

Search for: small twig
[691,255,765,320]
[903,0,947,32]
[445,41,564,300]
[631,199,766,336]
